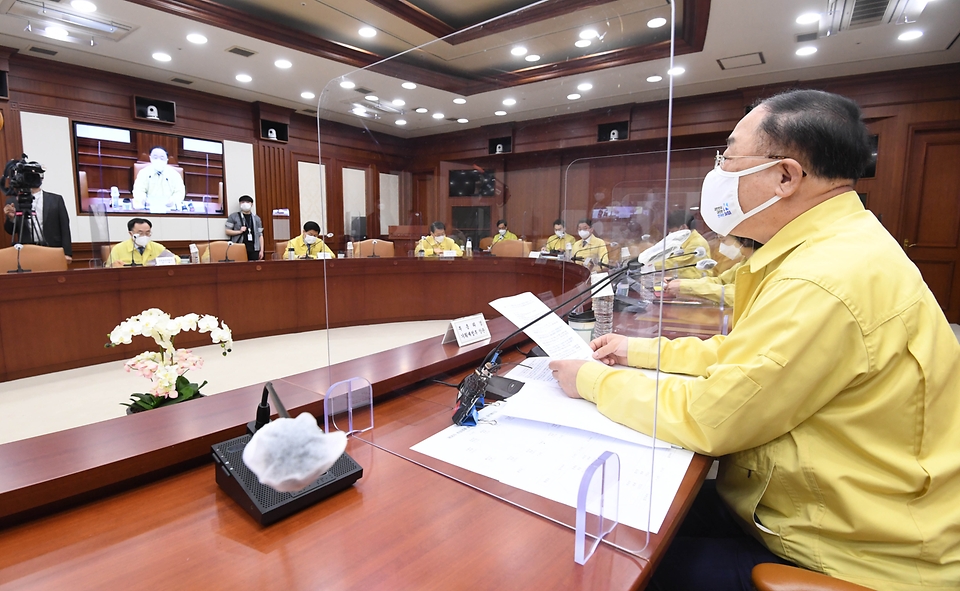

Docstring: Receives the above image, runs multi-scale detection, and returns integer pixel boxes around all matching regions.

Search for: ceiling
[0,0,957,138]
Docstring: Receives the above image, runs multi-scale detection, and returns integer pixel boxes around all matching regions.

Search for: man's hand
[590,333,629,366]
[111,259,125,268]
[258,249,265,261]
[3,203,14,221]
[549,359,588,398]
[65,256,72,264]
[239,225,247,233]
[664,279,682,298]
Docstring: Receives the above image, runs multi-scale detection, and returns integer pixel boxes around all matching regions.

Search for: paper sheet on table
[489,292,594,360]
[501,357,673,449]
[410,403,694,534]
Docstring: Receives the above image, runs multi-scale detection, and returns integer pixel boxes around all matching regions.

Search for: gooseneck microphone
[7,243,30,273]
[368,239,380,258]
[220,240,235,263]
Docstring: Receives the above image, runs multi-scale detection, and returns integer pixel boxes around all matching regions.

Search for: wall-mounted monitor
[449,168,496,197]
[73,122,225,216]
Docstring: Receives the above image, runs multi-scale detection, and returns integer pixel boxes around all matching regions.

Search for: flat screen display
[449,169,496,197]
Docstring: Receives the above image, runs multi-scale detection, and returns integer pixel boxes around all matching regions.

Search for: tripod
[7,191,45,274]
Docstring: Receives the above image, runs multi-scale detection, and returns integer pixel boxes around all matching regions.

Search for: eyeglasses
[715,151,807,176]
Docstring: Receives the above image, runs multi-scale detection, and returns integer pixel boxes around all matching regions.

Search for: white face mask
[304,234,318,245]
[240,203,252,212]
[134,234,150,248]
[578,230,591,240]
[434,234,445,243]
[718,241,742,260]
[498,229,506,236]
[150,156,167,173]
[555,230,564,238]
[700,160,783,236]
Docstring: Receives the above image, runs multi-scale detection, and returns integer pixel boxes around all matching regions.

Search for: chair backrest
[100,244,112,263]
[0,245,68,273]
[479,236,494,250]
[354,239,394,258]
[205,240,248,263]
[490,239,526,258]
[133,162,185,181]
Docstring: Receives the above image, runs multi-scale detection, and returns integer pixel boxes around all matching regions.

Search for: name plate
[442,313,491,347]
[441,250,457,258]
[154,256,178,266]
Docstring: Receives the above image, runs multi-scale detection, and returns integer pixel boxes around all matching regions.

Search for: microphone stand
[219,240,235,263]
[368,239,379,258]
[7,244,30,273]
[126,245,142,267]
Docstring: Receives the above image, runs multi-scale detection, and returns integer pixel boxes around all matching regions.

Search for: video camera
[1,154,45,213]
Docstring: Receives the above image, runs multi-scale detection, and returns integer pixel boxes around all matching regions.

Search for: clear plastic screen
[311,0,720,565]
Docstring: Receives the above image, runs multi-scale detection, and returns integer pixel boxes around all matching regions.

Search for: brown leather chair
[354,239,394,257]
[752,564,875,591]
[478,236,494,250]
[204,240,248,263]
[0,245,68,272]
[490,239,528,258]
[100,244,112,263]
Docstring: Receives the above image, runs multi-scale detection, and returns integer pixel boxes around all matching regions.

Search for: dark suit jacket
[4,191,73,256]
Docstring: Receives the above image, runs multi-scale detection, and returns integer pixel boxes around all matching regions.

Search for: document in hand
[488,291,594,360]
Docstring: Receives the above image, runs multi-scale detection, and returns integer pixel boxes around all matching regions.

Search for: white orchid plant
[107,308,233,412]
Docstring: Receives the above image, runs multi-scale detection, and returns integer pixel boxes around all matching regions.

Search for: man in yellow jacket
[653,209,716,279]
[570,218,608,269]
[284,221,334,259]
[489,218,518,247]
[108,218,179,266]
[541,218,576,253]
[415,221,462,257]
[551,90,960,590]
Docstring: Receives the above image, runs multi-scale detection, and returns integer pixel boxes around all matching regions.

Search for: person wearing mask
[131,147,186,212]
[653,209,715,279]
[284,221,334,259]
[712,235,753,274]
[107,218,179,266]
[662,238,757,310]
[489,219,518,247]
[570,218,608,268]
[415,221,463,257]
[3,174,73,264]
[542,218,576,253]
[224,195,264,261]
[550,89,960,591]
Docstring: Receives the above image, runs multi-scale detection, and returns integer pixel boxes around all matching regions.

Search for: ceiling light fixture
[186,33,207,44]
[365,95,379,102]
[898,30,923,40]
[152,51,171,62]
[575,39,591,48]
[525,54,541,62]
[647,17,666,28]
[301,91,315,99]
[415,107,428,113]
[457,118,468,124]
[796,46,817,56]
[401,82,417,90]
[236,74,252,82]
[453,98,466,104]
[352,106,367,115]
[495,110,507,116]
[577,82,593,91]
[502,98,516,106]
[646,75,663,82]
[396,119,407,126]
[23,22,31,32]
[796,12,821,25]
[46,26,70,40]
[393,99,405,106]
[71,0,97,13]
[567,93,581,100]
[275,59,292,69]
[432,112,444,119]
[667,66,685,76]
[340,80,356,89]
[510,46,528,56]
[358,26,377,38]
[579,29,598,40]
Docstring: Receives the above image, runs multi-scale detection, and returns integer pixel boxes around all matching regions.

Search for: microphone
[247,383,275,435]
[219,240,235,263]
[127,244,141,267]
[571,242,615,266]
[7,243,30,273]
[368,239,380,258]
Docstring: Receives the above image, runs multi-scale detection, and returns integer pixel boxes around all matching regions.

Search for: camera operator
[3,159,73,264]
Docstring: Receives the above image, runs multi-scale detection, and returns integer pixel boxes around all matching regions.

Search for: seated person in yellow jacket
[570,218,608,268]
[541,218,576,253]
[653,209,715,279]
[108,218,179,267]
[489,218,518,247]
[415,221,463,257]
[711,234,756,274]
[284,221,334,259]
[664,259,745,308]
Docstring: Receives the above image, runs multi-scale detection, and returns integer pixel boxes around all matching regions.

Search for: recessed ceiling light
[510,46,528,56]
[495,110,507,116]
[415,107,428,113]
[457,118,469,123]
[796,46,817,56]
[579,29,598,40]
[359,27,377,38]
[275,59,292,69]
[352,106,367,115]
[525,54,541,62]
[393,99,405,106]
[667,66,685,76]
[365,95,379,102]
[796,12,821,25]
[453,98,467,104]
[301,91,315,99]
[646,75,663,82]
[577,82,593,91]
[71,0,97,13]
[575,39,591,48]
[152,52,171,62]
[567,93,581,100]
[898,30,923,41]
[46,26,69,39]
[402,82,417,90]
[236,74,252,82]
[186,33,207,44]
[647,17,666,28]
[396,119,407,126]
[432,112,444,119]
[502,98,516,106]
[340,80,356,89]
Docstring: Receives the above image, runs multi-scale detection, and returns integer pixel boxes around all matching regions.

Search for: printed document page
[489,292,594,360]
